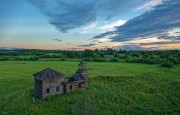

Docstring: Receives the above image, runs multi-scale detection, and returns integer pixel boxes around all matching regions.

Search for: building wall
[65,82,79,93]
[65,80,86,93]
[42,78,65,98]
[34,79,42,98]
[80,71,88,88]
[34,73,88,99]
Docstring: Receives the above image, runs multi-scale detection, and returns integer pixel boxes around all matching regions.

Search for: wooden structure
[33,68,66,99]
[33,60,88,99]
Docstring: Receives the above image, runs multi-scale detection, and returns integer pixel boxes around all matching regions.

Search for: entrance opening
[46,88,50,93]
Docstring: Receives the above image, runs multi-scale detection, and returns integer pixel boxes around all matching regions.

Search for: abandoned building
[33,60,88,99]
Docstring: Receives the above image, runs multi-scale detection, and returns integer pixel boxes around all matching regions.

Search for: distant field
[0,61,180,114]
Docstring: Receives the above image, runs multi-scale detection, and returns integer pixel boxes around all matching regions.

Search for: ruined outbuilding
[33,60,88,99]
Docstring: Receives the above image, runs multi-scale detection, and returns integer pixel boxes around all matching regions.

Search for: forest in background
[0,49,180,68]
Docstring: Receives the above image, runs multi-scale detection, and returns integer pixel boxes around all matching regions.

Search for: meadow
[0,61,180,114]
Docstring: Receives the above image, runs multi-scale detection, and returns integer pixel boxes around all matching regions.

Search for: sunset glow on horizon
[0,0,180,50]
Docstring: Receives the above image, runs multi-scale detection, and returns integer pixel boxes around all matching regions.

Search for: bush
[131,53,139,57]
[153,57,162,64]
[110,58,119,62]
[160,60,174,68]
[119,55,127,59]
[125,58,133,63]
[29,56,39,61]
[60,57,66,61]
[84,58,93,62]
[143,58,155,64]
[167,57,179,64]
[93,58,106,62]
[0,57,9,61]
[100,53,104,58]
[114,54,118,57]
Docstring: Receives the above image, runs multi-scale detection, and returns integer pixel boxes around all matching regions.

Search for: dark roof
[72,74,84,81]
[72,72,88,81]
[33,68,66,80]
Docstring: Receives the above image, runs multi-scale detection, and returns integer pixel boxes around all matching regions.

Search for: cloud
[114,45,149,51]
[99,20,127,31]
[94,0,180,42]
[68,48,83,50]
[114,40,180,50]
[80,22,97,34]
[136,0,165,10]
[138,41,180,49]
[139,41,180,45]
[80,19,126,34]
[79,43,96,47]
[90,37,111,43]
[26,0,149,32]
[52,39,62,42]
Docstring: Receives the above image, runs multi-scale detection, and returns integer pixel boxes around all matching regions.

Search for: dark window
[56,87,59,92]
[70,85,72,89]
[46,88,50,93]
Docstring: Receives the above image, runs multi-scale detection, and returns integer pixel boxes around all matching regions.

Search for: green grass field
[0,61,180,114]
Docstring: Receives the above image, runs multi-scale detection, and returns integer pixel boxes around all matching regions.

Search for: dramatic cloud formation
[26,0,149,32]
[94,0,180,42]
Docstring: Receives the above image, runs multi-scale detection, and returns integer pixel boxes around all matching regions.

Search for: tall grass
[0,61,180,114]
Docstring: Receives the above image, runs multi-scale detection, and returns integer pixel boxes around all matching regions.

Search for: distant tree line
[0,49,180,68]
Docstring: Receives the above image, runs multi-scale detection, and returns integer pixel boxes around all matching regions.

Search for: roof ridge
[33,67,66,80]
[41,67,50,80]
[79,72,87,80]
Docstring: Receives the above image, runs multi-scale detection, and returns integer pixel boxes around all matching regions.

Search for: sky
[0,0,180,50]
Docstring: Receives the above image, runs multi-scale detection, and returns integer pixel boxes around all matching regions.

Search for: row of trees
[0,49,180,67]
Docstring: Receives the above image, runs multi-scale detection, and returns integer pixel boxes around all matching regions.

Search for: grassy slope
[0,61,180,114]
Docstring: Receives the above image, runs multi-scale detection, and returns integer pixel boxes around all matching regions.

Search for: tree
[83,49,94,58]
[29,56,39,61]
[167,57,179,64]
[100,53,104,58]
[160,60,174,68]
[111,58,119,62]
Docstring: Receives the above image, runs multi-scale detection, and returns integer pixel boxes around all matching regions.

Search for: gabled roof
[33,68,66,80]
[72,72,88,81]
[72,74,84,81]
